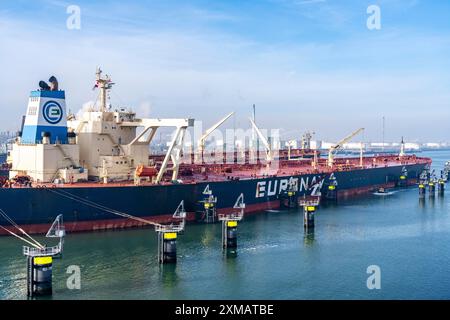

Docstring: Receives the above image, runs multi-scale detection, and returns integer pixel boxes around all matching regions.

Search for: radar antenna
[93,67,115,112]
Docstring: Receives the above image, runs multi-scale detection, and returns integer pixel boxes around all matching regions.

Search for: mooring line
[0,209,44,249]
[46,188,160,227]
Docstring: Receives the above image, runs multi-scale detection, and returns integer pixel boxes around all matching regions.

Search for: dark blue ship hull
[0,161,428,235]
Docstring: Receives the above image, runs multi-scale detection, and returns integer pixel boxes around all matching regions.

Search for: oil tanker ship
[0,70,431,235]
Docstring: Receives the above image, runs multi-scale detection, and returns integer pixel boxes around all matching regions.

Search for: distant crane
[328,128,365,168]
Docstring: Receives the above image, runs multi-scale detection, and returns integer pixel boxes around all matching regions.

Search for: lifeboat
[135,165,158,177]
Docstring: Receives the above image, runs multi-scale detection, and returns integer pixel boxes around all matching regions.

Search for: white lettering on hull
[267,180,278,196]
[255,176,324,198]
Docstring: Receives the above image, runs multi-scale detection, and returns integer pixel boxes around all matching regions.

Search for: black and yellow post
[281,190,298,208]
[197,191,218,223]
[324,184,337,202]
[287,190,297,208]
[27,256,53,297]
[218,193,245,254]
[398,175,407,188]
[418,183,426,198]
[303,206,316,230]
[156,200,186,264]
[429,181,436,197]
[438,179,445,195]
[203,201,216,224]
[158,232,177,264]
[222,220,238,249]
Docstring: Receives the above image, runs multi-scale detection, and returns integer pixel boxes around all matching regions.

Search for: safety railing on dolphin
[23,243,62,257]
[154,221,185,234]
[298,197,321,207]
[217,211,244,221]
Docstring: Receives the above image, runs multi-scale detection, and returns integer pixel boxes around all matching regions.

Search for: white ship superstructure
[10,69,193,184]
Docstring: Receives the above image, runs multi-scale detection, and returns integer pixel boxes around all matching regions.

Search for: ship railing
[217,211,244,221]
[23,244,62,257]
[298,197,321,207]
[154,223,184,233]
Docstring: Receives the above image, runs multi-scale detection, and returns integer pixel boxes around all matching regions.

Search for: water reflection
[428,195,435,207]
[159,263,178,287]
[199,225,217,247]
[419,197,426,209]
[438,194,445,206]
[303,230,315,246]
[224,248,238,259]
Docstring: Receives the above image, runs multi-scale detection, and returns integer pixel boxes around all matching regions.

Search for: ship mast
[94,67,115,112]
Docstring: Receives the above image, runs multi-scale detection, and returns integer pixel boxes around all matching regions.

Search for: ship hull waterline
[0,162,427,235]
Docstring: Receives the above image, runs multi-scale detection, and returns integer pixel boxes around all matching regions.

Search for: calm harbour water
[1,151,450,300]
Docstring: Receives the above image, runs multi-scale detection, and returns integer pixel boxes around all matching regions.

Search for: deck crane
[197,112,234,163]
[249,118,273,162]
[328,128,364,168]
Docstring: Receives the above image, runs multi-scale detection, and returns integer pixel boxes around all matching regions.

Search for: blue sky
[1,0,450,141]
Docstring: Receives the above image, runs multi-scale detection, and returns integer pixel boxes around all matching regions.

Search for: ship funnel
[39,81,50,91]
[21,77,68,144]
[39,76,59,91]
[49,76,58,91]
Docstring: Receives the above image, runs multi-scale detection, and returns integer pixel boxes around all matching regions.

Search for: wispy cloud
[294,0,327,5]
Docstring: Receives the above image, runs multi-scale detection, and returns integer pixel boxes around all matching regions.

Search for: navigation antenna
[93,67,115,112]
